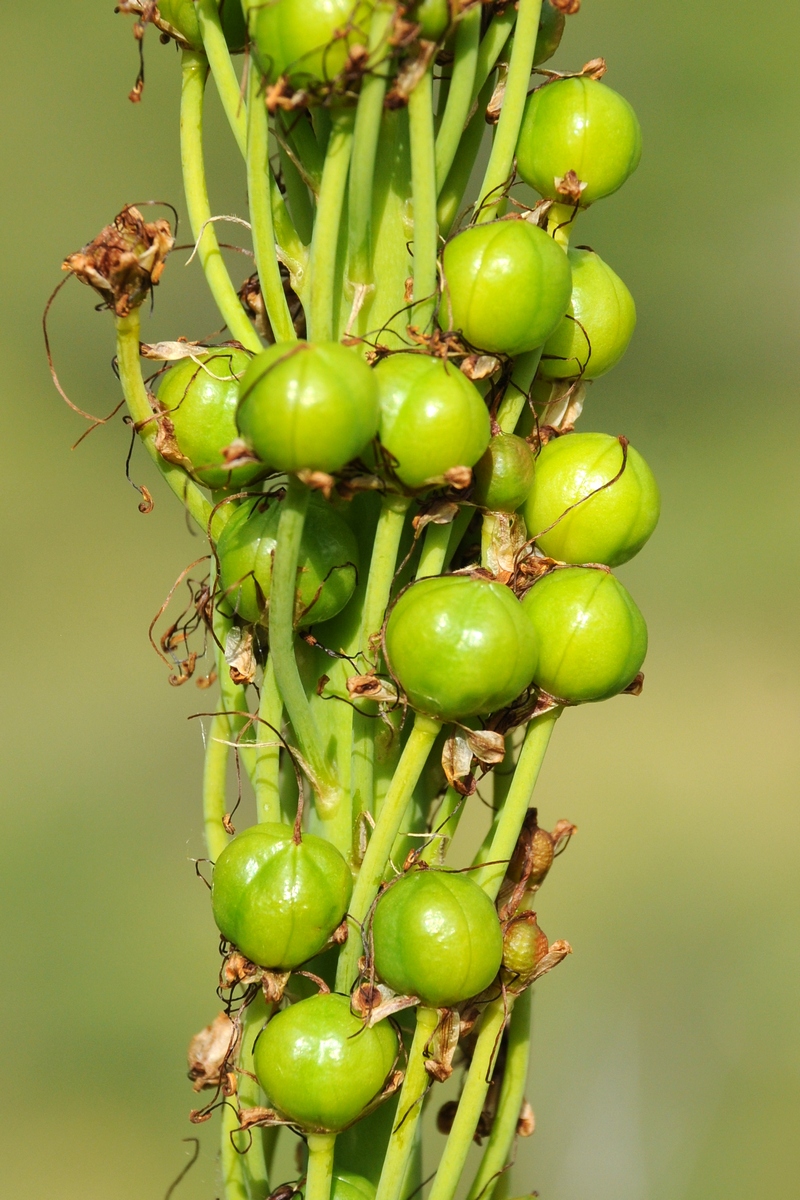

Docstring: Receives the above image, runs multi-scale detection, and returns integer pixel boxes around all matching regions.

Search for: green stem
[221,1099,251,1200]
[420,786,464,865]
[416,521,453,579]
[279,110,324,194]
[335,714,442,991]
[203,712,231,861]
[474,708,561,900]
[426,999,508,1200]
[476,0,543,223]
[196,0,247,156]
[237,995,272,1200]
[359,495,412,655]
[437,76,494,238]
[278,141,316,247]
[434,6,481,192]
[496,348,543,434]
[375,1006,439,1200]
[180,50,261,351]
[246,68,296,344]
[473,11,518,98]
[308,108,354,341]
[408,68,438,330]
[114,311,214,533]
[306,1134,337,1200]
[442,505,476,571]
[467,990,532,1200]
[215,607,258,786]
[254,655,283,824]
[547,201,579,250]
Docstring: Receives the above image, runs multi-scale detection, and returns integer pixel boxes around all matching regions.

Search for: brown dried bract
[62,205,173,317]
[554,171,587,205]
[225,627,257,687]
[386,41,437,107]
[552,0,581,13]
[220,950,262,990]
[346,674,399,705]
[187,1012,239,1092]
[517,1099,536,1137]
[424,1009,461,1083]
[461,354,500,382]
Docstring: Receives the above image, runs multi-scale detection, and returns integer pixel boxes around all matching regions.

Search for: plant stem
[437,76,494,238]
[254,655,283,824]
[308,108,354,341]
[306,1134,337,1200]
[237,995,272,1200]
[278,141,316,247]
[420,786,464,865]
[221,1099,250,1200]
[467,989,532,1200]
[375,1006,439,1200]
[180,50,261,352]
[476,0,543,223]
[114,311,215,532]
[442,505,476,570]
[246,68,296,343]
[408,68,438,330]
[359,494,412,654]
[425,998,508,1200]
[496,348,543,434]
[196,0,247,156]
[547,201,578,250]
[473,10,517,98]
[474,708,561,900]
[434,6,481,192]
[215,606,258,786]
[335,714,442,991]
[416,521,453,579]
[203,712,231,861]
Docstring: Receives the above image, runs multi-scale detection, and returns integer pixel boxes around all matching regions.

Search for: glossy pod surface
[522,567,647,702]
[373,869,504,1007]
[247,0,374,86]
[524,432,660,567]
[385,575,538,720]
[254,993,398,1131]
[540,248,637,380]
[443,219,572,356]
[216,494,359,626]
[211,824,353,969]
[473,433,536,513]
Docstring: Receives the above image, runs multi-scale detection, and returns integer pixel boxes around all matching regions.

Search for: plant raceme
[52,3,658,1199]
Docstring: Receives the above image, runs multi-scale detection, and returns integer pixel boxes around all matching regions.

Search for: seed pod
[472,434,536,514]
[246,0,374,87]
[502,912,550,979]
[540,249,637,381]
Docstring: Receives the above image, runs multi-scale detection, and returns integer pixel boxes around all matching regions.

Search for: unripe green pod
[245,0,374,87]
[516,78,642,207]
[502,912,549,978]
[254,993,398,1132]
[540,249,637,381]
[522,566,647,702]
[211,824,353,970]
[158,0,247,51]
[216,494,359,626]
[330,1175,376,1200]
[473,434,535,513]
[524,432,660,567]
[372,868,504,1007]
[410,0,452,40]
[442,220,573,356]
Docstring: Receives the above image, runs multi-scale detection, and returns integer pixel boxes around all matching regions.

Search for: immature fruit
[411,0,452,40]
[246,0,374,86]
[540,249,637,380]
[254,993,398,1132]
[237,341,379,474]
[516,78,642,207]
[372,868,504,1007]
[385,576,538,719]
[521,567,647,702]
[524,432,660,567]
[216,494,359,626]
[443,220,572,356]
[473,434,535,513]
[374,355,490,490]
[157,349,263,490]
[502,912,549,979]
[211,824,353,969]
[157,0,247,51]
[331,1175,376,1200]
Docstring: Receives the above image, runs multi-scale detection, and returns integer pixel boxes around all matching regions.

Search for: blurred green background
[2,1,799,1197]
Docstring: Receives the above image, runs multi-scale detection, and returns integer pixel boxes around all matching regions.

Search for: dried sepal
[517,1099,536,1137]
[424,1009,461,1083]
[442,730,474,793]
[482,511,528,583]
[62,204,173,317]
[464,728,505,765]
[225,627,257,686]
[530,938,572,982]
[554,170,587,205]
[187,1012,239,1092]
[351,982,420,1027]
[346,674,399,705]
[262,970,292,1006]
[460,354,500,381]
[412,499,460,533]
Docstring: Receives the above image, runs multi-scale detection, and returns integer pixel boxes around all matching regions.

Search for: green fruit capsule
[473,434,535,513]
[156,349,264,490]
[216,494,359,626]
[330,1175,376,1200]
[211,824,353,970]
[516,78,642,207]
[254,993,398,1132]
[410,0,452,40]
[442,220,573,356]
[246,0,374,86]
[237,341,379,475]
[158,0,247,51]
[374,355,490,490]
[540,249,637,381]
[385,576,538,720]
[372,868,504,1007]
[502,912,549,978]
[524,432,660,567]
[521,567,647,702]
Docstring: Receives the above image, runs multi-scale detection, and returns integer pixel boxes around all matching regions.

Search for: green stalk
[473,10,518,98]
[425,999,508,1200]
[474,708,561,900]
[408,68,438,330]
[278,141,316,247]
[476,0,543,223]
[215,607,258,785]
[246,67,297,344]
[375,1006,439,1200]
[496,348,543,434]
[114,311,214,533]
[279,110,324,194]
[547,201,579,250]
[254,655,283,824]
[437,76,494,238]
[306,1134,337,1200]
[196,0,247,156]
[434,6,481,192]
[419,786,464,865]
[416,521,453,579]
[442,505,476,571]
[467,990,532,1200]
[180,50,262,352]
[221,1099,250,1200]
[308,108,355,341]
[335,714,442,991]
[203,712,231,861]
[237,996,272,1200]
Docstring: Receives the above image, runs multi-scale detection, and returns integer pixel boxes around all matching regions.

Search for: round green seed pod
[540,248,636,381]
[473,434,535,513]
[246,0,374,87]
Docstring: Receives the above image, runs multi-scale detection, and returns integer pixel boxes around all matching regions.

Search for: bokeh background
[2,1,799,1197]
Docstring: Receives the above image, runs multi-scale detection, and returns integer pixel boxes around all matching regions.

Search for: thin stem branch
[237,995,272,1200]
[419,786,464,865]
[496,348,543,434]
[434,6,481,193]
[203,712,231,862]
[408,68,438,331]
[415,521,453,580]
[375,1006,439,1200]
[254,655,283,824]
[196,0,247,156]
[306,1134,337,1200]
[473,10,517,98]
[309,107,355,341]
[437,76,494,238]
